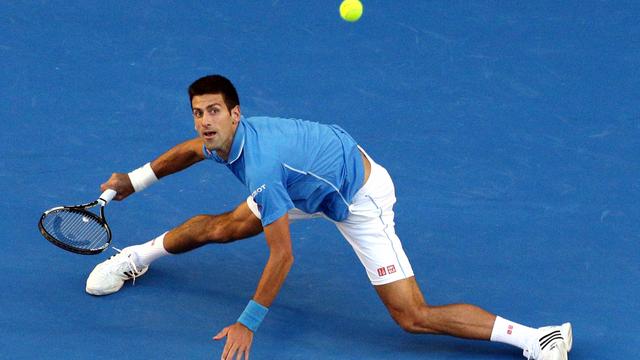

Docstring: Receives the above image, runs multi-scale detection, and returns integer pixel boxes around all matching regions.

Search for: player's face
[191,93,240,160]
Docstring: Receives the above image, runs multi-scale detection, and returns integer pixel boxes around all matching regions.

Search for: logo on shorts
[507,324,514,335]
[377,265,396,277]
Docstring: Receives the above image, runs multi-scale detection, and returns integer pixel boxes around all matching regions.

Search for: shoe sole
[86,282,125,296]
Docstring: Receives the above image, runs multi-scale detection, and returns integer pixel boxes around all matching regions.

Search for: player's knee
[194,211,257,244]
[207,224,233,243]
[188,214,233,244]
[395,314,425,334]
[392,305,439,335]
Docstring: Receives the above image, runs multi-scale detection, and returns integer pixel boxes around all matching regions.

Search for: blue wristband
[237,300,269,332]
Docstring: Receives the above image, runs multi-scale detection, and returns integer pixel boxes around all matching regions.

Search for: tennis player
[86,75,572,360]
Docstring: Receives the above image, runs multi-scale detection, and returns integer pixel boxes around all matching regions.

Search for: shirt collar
[203,117,246,164]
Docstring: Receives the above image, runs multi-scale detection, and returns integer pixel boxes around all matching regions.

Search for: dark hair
[188,75,240,110]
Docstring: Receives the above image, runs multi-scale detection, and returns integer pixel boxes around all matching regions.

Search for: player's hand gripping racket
[38,189,117,255]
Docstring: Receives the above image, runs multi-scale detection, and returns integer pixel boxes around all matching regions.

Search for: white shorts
[247,149,414,286]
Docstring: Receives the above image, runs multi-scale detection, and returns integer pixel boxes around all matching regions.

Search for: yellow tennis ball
[340,0,363,22]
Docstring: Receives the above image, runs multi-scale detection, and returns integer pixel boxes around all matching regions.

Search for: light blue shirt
[204,116,365,226]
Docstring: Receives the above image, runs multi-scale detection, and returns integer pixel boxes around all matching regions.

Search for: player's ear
[231,105,241,124]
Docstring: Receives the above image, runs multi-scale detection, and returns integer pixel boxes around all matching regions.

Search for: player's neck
[216,148,230,161]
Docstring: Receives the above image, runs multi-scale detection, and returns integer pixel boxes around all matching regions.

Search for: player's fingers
[102,177,120,192]
[221,341,230,360]
[105,173,118,188]
[223,343,238,360]
[245,342,251,360]
[237,346,250,360]
[213,327,229,340]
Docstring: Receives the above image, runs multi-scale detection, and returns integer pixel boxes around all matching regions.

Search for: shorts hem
[369,272,414,286]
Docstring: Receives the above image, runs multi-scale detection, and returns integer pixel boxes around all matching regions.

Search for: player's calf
[164,203,263,252]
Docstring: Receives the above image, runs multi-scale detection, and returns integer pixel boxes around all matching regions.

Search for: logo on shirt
[250,184,267,199]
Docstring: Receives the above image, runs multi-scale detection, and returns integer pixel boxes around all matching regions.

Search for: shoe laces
[522,348,534,360]
[111,247,142,286]
[522,337,539,360]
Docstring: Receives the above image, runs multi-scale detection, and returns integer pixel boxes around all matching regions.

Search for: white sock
[490,316,538,350]
[127,232,170,267]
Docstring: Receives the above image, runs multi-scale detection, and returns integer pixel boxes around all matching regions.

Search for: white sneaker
[85,248,149,296]
[523,323,573,360]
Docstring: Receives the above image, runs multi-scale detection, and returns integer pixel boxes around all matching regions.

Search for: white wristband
[128,163,158,193]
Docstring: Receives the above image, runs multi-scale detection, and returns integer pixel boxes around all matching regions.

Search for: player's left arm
[253,213,294,306]
[213,213,294,360]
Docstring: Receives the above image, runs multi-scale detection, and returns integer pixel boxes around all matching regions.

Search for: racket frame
[38,191,115,255]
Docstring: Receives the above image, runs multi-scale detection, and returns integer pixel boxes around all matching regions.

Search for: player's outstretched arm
[149,137,205,178]
[101,137,205,201]
[213,214,294,360]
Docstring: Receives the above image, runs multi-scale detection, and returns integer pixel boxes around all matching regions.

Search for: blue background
[1,1,638,359]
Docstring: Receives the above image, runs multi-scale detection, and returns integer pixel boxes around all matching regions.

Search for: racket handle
[98,189,117,206]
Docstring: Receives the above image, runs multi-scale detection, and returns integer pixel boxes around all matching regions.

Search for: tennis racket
[38,189,117,255]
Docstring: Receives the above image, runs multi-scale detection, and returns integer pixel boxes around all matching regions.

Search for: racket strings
[41,209,109,250]
[60,212,104,248]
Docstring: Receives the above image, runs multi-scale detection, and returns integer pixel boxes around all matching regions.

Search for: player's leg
[337,152,572,359]
[163,200,263,253]
[336,164,502,339]
[374,278,572,359]
[336,193,497,339]
[375,278,572,359]
[119,199,262,265]
[374,276,495,338]
[86,200,262,295]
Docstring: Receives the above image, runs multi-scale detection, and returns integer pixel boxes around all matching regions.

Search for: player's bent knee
[206,223,234,243]
[391,306,440,335]
[186,209,261,245]
[187,214,234,244]
[395,316,430,334]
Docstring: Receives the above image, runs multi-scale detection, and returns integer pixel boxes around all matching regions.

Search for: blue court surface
[1,1,638,359]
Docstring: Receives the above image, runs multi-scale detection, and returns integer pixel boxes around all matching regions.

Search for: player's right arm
[150,137,206,178]
[101,137,205,200]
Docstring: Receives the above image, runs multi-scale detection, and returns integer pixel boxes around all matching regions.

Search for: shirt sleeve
[249,166,294,226]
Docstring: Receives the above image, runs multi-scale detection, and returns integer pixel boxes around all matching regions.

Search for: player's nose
[200,114,214,128]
